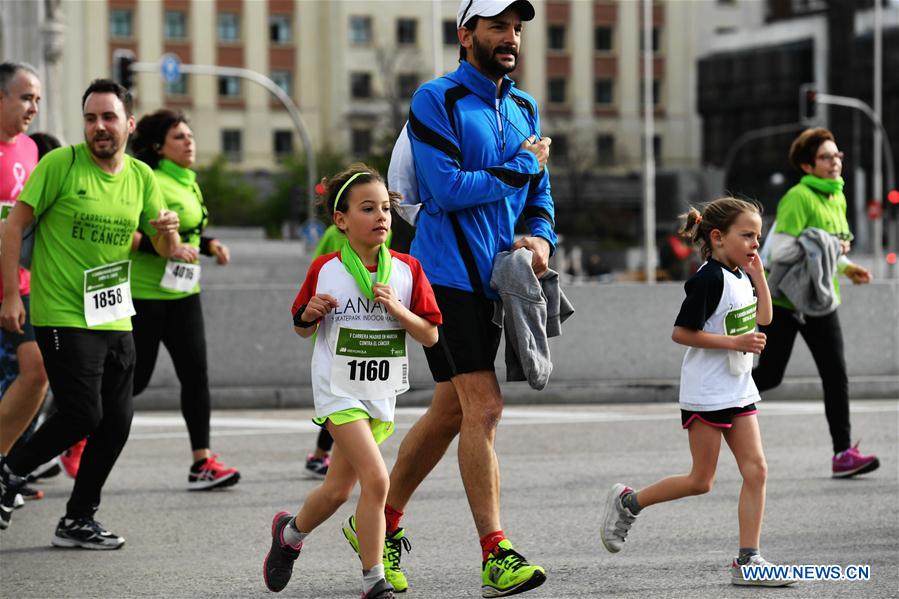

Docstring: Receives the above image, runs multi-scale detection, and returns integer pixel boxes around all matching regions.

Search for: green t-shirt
[131,159,205,300]
[18,143,165,330]
[772,181,851,310]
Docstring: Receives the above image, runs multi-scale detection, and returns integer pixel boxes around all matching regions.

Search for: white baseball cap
[456,0,536,29]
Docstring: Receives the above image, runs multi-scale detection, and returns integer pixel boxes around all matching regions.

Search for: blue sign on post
[160,54,182,83]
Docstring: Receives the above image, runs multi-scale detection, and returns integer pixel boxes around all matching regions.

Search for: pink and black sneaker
[263,511,302,592]
[61,438,86,479]
[832,442,880,478]
[188,454,240,490]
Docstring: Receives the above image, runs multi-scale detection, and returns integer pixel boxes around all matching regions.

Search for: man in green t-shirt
[0,79,181,545]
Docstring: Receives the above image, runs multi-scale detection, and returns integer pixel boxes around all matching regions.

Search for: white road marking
[128,401,897,441]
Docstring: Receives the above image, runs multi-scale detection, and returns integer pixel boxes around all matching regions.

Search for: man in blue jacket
[343,1,555,596]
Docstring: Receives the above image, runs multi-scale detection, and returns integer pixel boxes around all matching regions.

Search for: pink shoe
[60,438,86,479]
[832,442,880,478]
[188,454,240,490]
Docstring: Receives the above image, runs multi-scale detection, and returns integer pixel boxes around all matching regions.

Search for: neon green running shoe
[341,515,410,593]
[481,540,546,598]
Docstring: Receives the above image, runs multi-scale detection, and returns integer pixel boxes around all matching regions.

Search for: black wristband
[293,305,318,328]
[200,236,215,256]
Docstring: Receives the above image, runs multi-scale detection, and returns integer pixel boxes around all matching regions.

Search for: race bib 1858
[83,260,135,326]
[330,327,409,401]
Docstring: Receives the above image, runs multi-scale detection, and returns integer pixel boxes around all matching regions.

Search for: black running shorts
[681,403,758,429]
[423,285,502,382]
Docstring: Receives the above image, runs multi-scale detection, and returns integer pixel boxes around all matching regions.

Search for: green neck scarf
[801,174,844,196]
[340,242,392,300]
[158,158,196,186]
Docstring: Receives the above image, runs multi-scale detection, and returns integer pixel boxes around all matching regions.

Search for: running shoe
[52,516,125,550]
[263,511,302,592]
[600,483,638,553]
[481,540,546,598]
[188,454,240,491]
[18,484,43,501]
[26,456,61,483]
[342,515,411,592]
[731,554,798,586]
[832,442,880,478]
[304,453,330,479]
[60,438,86,479]
[0,463,25,530]
[361,578,395,599]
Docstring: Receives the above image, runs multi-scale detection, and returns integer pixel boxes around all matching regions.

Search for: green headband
[333,172,370,213]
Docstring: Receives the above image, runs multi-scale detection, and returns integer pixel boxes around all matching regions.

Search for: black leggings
[317,428,333,453]
[132,295,210,451]
[752,305,851,454]
[6,328,135,519]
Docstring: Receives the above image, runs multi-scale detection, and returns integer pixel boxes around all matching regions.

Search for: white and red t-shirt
[0,133,39,299]
[292,250,441,422]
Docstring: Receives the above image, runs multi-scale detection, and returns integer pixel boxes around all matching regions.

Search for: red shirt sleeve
[392,251,442,325]
[291,254,334,316]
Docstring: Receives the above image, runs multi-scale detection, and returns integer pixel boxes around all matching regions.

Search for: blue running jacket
[407,60,557,300]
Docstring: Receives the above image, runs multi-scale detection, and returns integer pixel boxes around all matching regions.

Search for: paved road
[2,400,897,598]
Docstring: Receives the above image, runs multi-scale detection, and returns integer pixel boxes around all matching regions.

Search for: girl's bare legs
[310,419,389,570]
[636,421,722,508]
[723,414,767,549]
[293,442,358,533]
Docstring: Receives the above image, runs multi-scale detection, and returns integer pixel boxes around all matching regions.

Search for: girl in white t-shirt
[262,164,441,599]
[600,198,795,587]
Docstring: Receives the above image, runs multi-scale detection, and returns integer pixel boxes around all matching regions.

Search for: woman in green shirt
[752,127,878,478]
[130,110,239,490]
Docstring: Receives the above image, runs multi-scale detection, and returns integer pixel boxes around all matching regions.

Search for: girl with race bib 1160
[600,198,797,587]
[263,164,441,599]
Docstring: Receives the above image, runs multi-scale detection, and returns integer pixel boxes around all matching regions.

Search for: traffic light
[888,190,899,205]
[800,84,817,123]
[113,49,136,91]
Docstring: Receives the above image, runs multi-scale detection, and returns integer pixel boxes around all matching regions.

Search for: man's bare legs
[386,381,462,512]
[0,341,48,454]
[453,371,503,536]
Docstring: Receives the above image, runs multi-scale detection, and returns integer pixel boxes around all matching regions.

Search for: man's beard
[472,36,517,78]
[88,134,120,159]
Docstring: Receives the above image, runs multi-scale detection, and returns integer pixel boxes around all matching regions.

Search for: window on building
[443,19,457,45]
[350,72,372,99]
[397,18,417,45]
[596,134,615,165]
[273,130,293,159]
[349,16,372,45]
[164,10,187,40]
[547,79,566,104]
[222,129,242,163]
[551,134,568,162]
[165,74,188,96]
[218,76,241,97]
[397,74,419,99]
[271,71,292,96]
[594,26,613,51]
[218,12,240,42]
[110,9,133,38]
[594,79,613,105]
[351,128,372,156]
[270,15,292,44]
[547,24,566,51]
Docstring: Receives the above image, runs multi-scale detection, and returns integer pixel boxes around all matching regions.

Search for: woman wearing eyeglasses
[753,127,878,479]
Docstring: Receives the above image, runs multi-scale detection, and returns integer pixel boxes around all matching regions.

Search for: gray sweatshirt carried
[490,248,574,390]
[766,227,842,317]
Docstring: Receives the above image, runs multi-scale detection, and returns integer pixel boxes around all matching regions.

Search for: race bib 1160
[330,327,409,400]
